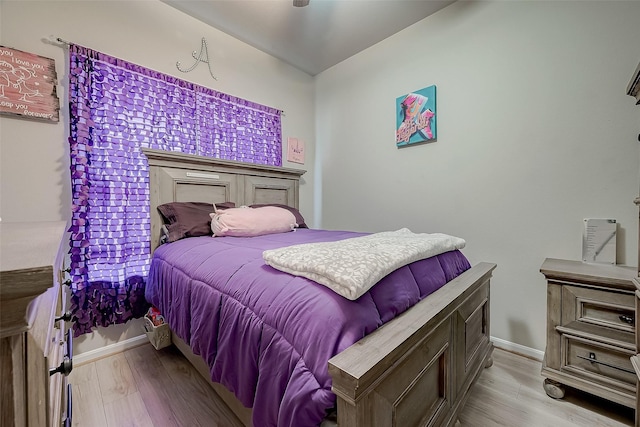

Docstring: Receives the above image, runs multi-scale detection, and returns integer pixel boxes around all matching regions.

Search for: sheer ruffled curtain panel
[67,44,282,336]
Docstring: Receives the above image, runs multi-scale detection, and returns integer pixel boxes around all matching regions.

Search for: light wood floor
[70,344,635,427]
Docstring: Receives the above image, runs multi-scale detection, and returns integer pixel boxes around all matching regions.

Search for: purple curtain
[68,44,282,336]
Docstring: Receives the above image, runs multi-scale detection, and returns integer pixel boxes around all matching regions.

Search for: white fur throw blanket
[263,228,466,300]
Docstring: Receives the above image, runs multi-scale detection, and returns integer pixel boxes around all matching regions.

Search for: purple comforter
[145,229,471,427]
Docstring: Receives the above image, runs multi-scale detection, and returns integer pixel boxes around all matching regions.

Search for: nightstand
[540,258,637,409]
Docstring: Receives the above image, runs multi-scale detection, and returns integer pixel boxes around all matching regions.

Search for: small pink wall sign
[287,137,305,164]
[0,46,60,122]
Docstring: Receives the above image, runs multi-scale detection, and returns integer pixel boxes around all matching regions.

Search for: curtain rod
[45,35,70,46]
[55,36,70,45]
[43,35,286,117]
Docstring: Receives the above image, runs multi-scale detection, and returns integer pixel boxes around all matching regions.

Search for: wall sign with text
[0,46,60,123]
[287,137,305,164]
[396,85,437,147]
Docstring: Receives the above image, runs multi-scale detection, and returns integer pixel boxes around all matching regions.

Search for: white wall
[316,1,640,352]
[3,0,639,358]
[0,0,316,355]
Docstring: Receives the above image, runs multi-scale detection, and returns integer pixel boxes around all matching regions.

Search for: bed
[142,148,497,427]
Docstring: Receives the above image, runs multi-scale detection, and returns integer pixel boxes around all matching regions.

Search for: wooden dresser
[631,59,640,426]
[540,258,637,408]
[0,221,72,427]
[633,272,640,427]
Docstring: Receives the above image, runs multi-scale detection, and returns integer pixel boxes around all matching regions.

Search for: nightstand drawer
[562,285,635,334]
[562,334,637,390]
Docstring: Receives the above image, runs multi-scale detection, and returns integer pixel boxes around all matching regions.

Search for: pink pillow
[210,206,297,237]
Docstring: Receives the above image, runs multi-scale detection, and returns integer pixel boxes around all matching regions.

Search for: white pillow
[210,206,297,237]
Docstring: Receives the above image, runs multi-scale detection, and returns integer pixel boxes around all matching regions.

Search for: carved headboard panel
[143,148,305,253]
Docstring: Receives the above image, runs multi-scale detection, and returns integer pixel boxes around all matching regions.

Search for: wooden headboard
[143,148,306,253]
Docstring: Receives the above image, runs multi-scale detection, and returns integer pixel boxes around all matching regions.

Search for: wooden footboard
[329,262,496,427]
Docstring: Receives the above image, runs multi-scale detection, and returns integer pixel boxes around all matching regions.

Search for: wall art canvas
[396,85,436,147]
[0,45,59,122]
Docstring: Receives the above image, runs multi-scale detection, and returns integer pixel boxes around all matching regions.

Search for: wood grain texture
[632,355,640,426]
[95,353,137,404]
[25,327,47,427]
[243,174,297,206]
[144,148,305,254]
[540,258,636,292]
[48,328,64,427]
[632,61,639,426]
[170,332,251,427]
[157,345,245,427]
[0,334,25,427]
[0,221,67,337]
[541,258,638,410]
[103,392,153,427]
[0,46,60,122]
[71,344,244,427]
[0,221,68,427]
[462,349,634,426]
[72,345,635,427]
[329,263,495,390]
[122,345,181,427]
[635,279,640,426]
[326,265,495,427]
[70,363,108,427]
[0,222,67,272]
[561,285,635,334]
[635,279,640,353]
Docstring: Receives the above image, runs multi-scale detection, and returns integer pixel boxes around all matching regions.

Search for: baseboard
[74,334,149,366]
[491,336,544,361]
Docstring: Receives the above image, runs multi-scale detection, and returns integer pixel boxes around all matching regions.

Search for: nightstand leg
[543,378,565,399]
[484,356,493,368]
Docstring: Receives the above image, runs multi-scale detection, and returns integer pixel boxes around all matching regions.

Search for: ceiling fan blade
[293,0,309,7]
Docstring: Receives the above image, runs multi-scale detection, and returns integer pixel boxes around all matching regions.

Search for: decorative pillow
[249,203,308,228]
[157,201,235,242]
[210,206,297,237]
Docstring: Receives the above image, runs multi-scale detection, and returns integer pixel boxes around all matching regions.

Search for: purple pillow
[249,204,308,228]
[158,201,235,242]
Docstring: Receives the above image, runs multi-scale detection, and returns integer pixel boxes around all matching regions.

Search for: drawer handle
[50,357,73,376]
[50,330,73,377]
[577,352,635,374]
[619,314,635,325]
[55,310,73,323]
